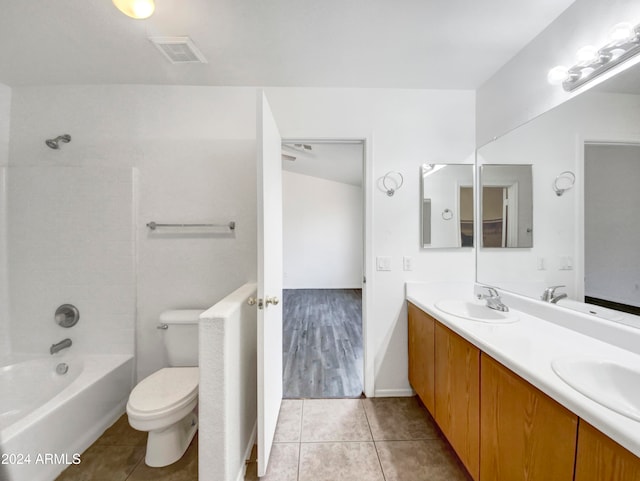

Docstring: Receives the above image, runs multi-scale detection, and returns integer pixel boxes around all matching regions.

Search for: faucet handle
[541,285,566,301]
[476,285,499,299]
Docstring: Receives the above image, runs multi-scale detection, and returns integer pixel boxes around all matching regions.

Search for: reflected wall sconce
[553,171,575,196]
[113,0,155,19]
[382,171,404,196]
[548,21,640,91]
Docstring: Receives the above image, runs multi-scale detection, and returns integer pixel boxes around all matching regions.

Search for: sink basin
[552,357,640,422]
[434,299,519,323]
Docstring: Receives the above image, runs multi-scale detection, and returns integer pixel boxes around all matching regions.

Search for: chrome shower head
[45,134,71,150]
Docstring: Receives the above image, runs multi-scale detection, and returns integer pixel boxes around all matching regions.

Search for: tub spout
[50,338,72,355]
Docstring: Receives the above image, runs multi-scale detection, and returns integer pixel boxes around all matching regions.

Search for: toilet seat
[127,367,199,421]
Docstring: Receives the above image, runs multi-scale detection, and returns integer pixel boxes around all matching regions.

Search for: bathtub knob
[55,304,80,328]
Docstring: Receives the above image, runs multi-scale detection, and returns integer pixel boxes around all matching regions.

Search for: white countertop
[406,281,640,458]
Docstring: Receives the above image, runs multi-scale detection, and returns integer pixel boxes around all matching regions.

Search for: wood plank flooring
[283,289,363,399]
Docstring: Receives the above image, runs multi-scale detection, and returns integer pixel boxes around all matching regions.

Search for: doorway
[280,140,365,398]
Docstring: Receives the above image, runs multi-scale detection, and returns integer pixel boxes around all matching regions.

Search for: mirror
[480,165,533,248]
[476,60,640,319]
[421,164,474,248]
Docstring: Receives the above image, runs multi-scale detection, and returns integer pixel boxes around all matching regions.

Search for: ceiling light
[113,0,155,19]
[548,21,640,91]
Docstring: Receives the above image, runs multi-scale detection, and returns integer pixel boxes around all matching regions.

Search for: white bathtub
[0,354,134,481]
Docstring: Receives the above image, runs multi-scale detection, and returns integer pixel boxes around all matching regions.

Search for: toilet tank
[160,309,203,367]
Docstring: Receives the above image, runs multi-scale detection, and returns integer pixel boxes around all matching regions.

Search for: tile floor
[54,397,469,481]
[54,414,198,481]
[244,397,472,481]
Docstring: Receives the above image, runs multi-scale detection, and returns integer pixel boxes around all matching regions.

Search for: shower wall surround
[7,166,135,355]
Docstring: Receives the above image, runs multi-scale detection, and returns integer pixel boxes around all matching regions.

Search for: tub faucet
[50,338,72,355]
[476,286,509,312]
[541,285,568,303]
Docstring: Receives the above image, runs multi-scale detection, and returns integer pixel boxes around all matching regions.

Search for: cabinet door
[435,323,480,480]
[480,353,577,481]
[407,302,435,413]
[575,421,640,481]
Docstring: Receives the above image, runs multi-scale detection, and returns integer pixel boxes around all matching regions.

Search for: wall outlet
[376,256,392,271]
[403,256,413,271]
[537,257,546,270]
[559,256,573,270]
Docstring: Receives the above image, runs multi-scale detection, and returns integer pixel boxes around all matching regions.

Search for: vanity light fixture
[548,21,640,91]
[113,0,155,19]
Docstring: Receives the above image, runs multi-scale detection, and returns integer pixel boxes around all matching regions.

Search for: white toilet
[127,309,203,467]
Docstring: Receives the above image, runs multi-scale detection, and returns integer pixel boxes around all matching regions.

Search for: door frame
[280,136,374,397]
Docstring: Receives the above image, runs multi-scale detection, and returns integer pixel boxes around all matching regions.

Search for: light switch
[376,256,391,271]
[559,256,573,270]
[403,256,413,271]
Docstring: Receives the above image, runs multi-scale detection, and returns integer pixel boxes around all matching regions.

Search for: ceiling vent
[149,36,207,64]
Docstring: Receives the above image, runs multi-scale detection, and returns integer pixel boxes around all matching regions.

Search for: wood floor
[283,289,363,399]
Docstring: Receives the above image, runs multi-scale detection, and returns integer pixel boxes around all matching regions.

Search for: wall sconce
[113,0,155,19]
[548,21,640,91]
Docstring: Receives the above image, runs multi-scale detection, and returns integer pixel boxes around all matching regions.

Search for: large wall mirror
[480,164,533,248]
[476,59,640,320]
[421,164,474,248]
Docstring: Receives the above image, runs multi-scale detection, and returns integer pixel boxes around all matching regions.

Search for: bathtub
[0,354,134,481]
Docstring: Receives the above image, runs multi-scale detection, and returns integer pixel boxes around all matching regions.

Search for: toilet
[127,309,203,467]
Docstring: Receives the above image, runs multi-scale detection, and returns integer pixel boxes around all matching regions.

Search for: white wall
[477,0,640,145]
[0,83,11,358]
[7,85,475,395]
[266,88,476,395]
[8,86,257,380]
[283,171,362,289]
[477,91,640,300]
[585,144,640,307]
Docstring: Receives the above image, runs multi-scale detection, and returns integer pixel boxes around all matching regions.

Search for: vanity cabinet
[407,302,435,413]
[575,421,640,481]
[480,353,578,481]
[435,323,480,481]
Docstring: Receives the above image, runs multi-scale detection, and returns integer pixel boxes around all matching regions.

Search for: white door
[256,90,284,477]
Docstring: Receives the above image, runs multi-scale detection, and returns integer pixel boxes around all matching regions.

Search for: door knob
[265,296,279,306]
[248,297,264,309]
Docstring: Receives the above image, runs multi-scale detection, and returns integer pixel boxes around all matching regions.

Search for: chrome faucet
[541,285,567,303]
[476,286,509,312]
[50,338,72,355]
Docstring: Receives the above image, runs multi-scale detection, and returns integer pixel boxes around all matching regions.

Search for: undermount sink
[552,357,640,422]
[434,299,519,323]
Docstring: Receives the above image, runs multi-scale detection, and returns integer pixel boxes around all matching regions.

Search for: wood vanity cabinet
[435,322,480,481]
[407,302,435,413]
[480,353,578,481]
[574,421,640,481]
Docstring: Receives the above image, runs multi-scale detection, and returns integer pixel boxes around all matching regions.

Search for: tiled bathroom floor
[55,397,468,481]
[54,414,198,481]
[244,397,472,481]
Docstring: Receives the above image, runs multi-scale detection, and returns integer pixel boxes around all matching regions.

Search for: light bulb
[609,22,633,42]
[547,65,569,85]
[113,0,155,19]
[576,45,598,63]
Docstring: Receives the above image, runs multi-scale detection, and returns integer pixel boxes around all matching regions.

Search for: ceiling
[282,142,363,186]
[0,0,576,88]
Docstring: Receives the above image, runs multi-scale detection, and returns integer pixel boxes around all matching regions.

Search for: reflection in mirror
[480,165,533,248]
[476,59,640,324]
[420,164,474,248]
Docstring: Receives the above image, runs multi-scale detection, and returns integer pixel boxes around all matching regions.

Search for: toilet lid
[128,367,199,414]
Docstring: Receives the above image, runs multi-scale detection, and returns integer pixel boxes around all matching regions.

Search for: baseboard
[373,388,415,397]
[235,422,257,481]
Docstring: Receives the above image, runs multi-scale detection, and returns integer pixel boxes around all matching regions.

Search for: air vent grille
[149,36,207,64]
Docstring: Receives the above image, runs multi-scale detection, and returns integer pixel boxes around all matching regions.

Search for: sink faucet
[476,286,509,312]
[50,338,72,355]
[541,285,568,303]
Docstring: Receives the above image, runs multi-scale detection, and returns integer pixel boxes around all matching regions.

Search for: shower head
[45,134,71,150]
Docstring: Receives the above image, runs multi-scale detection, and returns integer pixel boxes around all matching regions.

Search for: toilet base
[145,411,198,467]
